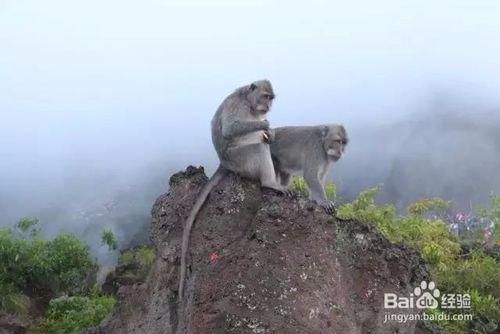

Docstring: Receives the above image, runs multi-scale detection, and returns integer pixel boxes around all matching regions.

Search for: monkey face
[326,141,346,160]
[323,125,348,161]
[247,80,275,114]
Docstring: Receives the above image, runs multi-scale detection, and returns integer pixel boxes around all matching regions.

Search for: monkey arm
[304,173,336,214]
[221,119,268,139]
[304,170,328,204]
[304,168,335,214]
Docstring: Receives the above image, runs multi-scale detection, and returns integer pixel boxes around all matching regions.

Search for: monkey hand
[260,119,270,130]
[320,200,336,215]
[262,129,275,143]
[262,185,294,197]
[280,188,295,197]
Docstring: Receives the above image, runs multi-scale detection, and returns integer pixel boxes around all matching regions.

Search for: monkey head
[246,80,275,115]
[321,124,349,161]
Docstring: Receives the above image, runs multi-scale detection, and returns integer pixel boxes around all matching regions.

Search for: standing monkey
[178,80,288,303]
[270,124,348,213]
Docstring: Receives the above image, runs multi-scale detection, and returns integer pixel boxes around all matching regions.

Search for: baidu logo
[414,281,440,309]
[384,281,470,310]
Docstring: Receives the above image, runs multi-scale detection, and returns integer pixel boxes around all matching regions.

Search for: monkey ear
[249,83,257,91]
[320,126,329,138]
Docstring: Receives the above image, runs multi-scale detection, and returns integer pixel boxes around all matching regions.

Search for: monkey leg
[304,169,335,214]
[318,161,332,187]
[320,169,329,187]
[228,143,289,193]
[279,171,292,187]
[256,146,292,193]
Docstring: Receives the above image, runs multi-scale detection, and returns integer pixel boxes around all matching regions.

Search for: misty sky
[1,0,500,225]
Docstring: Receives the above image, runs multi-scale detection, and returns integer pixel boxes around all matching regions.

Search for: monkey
[269,124,348,214]
[178,80,290,304]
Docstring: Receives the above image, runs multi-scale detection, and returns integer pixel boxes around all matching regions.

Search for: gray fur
[270,124,348,213]
[178,80,287,307]
[210,80,287,191]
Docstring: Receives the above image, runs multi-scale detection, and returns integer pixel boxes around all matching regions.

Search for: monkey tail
[178,165,228,303]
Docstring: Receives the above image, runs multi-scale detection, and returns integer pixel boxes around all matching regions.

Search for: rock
[0,312,27,334]
[102,246,155,295]
[83,166,427,334]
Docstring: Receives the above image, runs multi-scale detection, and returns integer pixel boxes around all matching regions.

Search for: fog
[1,1,499,257]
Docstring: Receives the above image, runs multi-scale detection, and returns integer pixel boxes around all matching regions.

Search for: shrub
[0,280,30,314]
[118,246,155,282]
[44,233,97,294]
[407,197,450,216]
[290,176,309,196]
[483,193,500,247]
[15,217,41,238]
[0,218,97,313]
[337,188,499,333]
[325,182,337,202]
[336,186,399,240]
[34,287,115,334]
[101,229,118,251]
[289,176,336,201]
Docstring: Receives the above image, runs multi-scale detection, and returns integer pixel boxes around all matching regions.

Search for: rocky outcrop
[0,312,27,334]
[83,166,427,334]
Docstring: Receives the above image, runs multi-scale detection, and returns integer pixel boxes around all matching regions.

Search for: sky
[1,0,500,230]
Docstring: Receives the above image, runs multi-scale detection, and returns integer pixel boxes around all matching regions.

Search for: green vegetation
[34,287,115,334]
[15,217,41,237]
[101,229,118,251]
[290,176,336,201]
[0,218,115,333]
[0,218,97,312]
[0,282,30,315]
[336,186,500,333]
[2,181,497,333]
[117,246,155,282]
[325,182,337,202]
[290,176,309,197]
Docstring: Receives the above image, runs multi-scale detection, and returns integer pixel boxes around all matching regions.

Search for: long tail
[178,165,227,303]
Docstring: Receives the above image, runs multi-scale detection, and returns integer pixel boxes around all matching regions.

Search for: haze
[1,1,499,253]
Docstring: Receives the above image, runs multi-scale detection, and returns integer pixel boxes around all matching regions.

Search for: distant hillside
[334,109,500,210]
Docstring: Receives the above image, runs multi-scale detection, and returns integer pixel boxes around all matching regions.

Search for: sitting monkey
[270,124,348,213]
[178,80,289,304]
